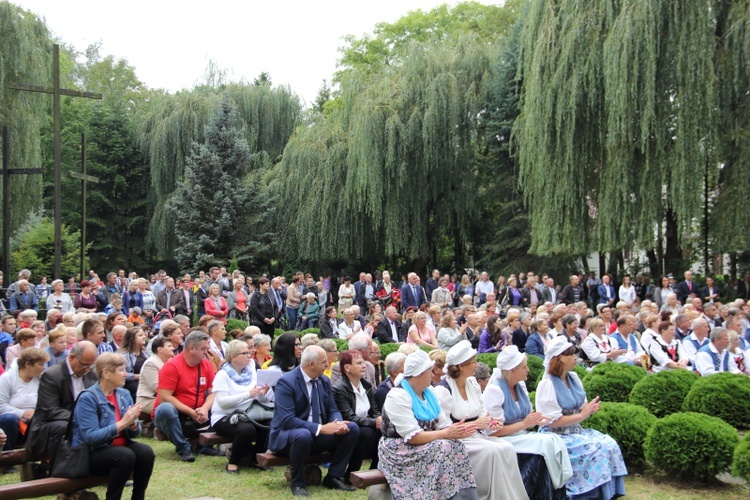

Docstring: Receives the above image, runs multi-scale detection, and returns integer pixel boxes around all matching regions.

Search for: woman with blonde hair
[407,311,438,350]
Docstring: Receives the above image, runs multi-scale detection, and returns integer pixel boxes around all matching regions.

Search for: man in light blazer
[268,346,359,496]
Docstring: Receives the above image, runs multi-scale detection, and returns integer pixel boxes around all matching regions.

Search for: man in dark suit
[269,346,359,496]
[375,306,402,344]
[176,276,195,318]
[26,341,98,467]
[541,277,559,304]
[675,270,698,305]
[356,273,376,310]
[425,269,441,303]
[560,275,585,305]
[156,278,184,318]
[400,272,426,311]
[597,274,617,306]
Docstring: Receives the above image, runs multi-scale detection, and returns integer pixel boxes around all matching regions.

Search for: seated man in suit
[26,341,98,472]
[269,346,359,496]
[375,306,402,344]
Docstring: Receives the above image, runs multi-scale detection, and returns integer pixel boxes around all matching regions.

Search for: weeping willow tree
[515,0,748,271]
[274,34,494,269]
[138,82,301,259]
[0,2,52,254]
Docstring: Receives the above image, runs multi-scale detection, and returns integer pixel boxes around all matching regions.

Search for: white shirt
[66,359,85,400]
[678,333,709,365]
[301,369,322,435]
[618,285,636,306]
[581,334,614,364]
[210,367,273,425]
[351,379,371,419]
[388,320,399,342]
[648,336,682,373]
[611,331,644,364]
[475,280,495,296]
[338,321,360,340]
[535,373,586,424]
[694,343,739,376]
[640,328,657,352]
[382,386,451,442]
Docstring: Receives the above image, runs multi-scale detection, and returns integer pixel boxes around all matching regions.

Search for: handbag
[51,393,91,479]
[231,399,275,429]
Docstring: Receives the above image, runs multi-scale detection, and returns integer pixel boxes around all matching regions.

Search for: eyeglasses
[237,351,252,356]
[294,343,302,347]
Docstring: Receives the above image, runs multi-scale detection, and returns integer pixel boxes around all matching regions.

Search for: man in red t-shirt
[153,330,222,462]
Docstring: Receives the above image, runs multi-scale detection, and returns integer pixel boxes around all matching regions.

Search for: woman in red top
[205,283,229,324]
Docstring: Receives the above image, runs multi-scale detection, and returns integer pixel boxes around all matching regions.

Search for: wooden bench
[0,476,107,500]
[0,448,41,467]
[255,451,332,468]
[198,432,231,447]
[350,469,387,489]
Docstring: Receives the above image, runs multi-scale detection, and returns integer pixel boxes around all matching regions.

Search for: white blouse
[535,372,586,424]
[210,366,274,426]
[648,336,681,373]
[434,377,487,422]
[618,285,636,305]
[382,386,451,443]
[580,334,614,364]
[351,380,371,419]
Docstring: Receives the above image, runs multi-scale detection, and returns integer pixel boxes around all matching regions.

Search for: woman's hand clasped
[521,411,549,429]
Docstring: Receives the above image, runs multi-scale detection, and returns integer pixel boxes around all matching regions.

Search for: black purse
[51,393,91,479]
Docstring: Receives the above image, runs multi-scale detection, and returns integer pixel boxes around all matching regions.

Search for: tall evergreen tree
[167,96,254,273]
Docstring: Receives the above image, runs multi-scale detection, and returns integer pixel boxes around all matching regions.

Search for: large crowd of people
[0,265,749,499]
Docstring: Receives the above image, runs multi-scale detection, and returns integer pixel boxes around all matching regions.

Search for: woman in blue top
[535,337,627,499]
[73,353,155,500]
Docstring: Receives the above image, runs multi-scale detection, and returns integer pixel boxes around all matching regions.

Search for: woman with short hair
[72,353,155,500]
[205,284,230,325]
[48,279,74,314]
[407,311,437,350]
[46,327,69,367]
[0,347,49,450]
[252,333,272,370]
[136,336,174,416]
[211,340,272,473]
[298,293,320,330]
[332,350,381,479]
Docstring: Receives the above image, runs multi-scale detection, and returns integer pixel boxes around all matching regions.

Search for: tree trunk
[646,249,659,276]
[664,209,682,274]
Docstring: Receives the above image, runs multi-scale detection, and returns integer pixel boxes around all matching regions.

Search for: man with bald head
[269,346,358,496]
[109,324,128,351]
[679,317,711,368]
[400,272,426,311]
[26,341,98,467]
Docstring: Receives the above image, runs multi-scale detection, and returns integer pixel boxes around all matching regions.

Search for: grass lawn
[1,437,748,499]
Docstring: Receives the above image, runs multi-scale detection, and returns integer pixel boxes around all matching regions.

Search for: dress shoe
[290,485,309,496]
[322,475,356,491]
[225,464,239,475]
[199,446,224,456]
[248,462,270,472]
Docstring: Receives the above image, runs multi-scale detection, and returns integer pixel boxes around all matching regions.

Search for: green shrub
[629,369,698,418]
[333,339,349,352]
[682,372,750,429]
[732,432,750,481]
[476,353,497,370]
[582,362,647,403]
[582,402,657,466]
[525,355,544,392]
[299,328,321,335]
[571,364,588,381]
[226,318,249,333]
[378,342,402,361]
[644,412,738,481]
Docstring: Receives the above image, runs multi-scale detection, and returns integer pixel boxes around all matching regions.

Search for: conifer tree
[167,96,253,273]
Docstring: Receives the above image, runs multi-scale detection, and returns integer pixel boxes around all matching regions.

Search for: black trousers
[346,425,379,477]
[89,441,155,500]
[213,416,269,465]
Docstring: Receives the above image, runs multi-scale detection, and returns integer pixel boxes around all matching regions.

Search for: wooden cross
[6,44,102,279]
[68,132,100,281]
[1,127,44,281]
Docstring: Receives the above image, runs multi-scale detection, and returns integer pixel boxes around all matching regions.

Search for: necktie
[411,286,417,300]
[311,379,321,424]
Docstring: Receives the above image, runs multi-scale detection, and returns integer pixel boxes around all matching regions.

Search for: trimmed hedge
[476,353,497,369]
[226,318,249,333]
[582,362,647,403]
[682,372,750,429]
[629,369,698,418]
[526,355,545,393]
[582,402,657,466]
[732,432,750,481]
[644,412,739,481]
